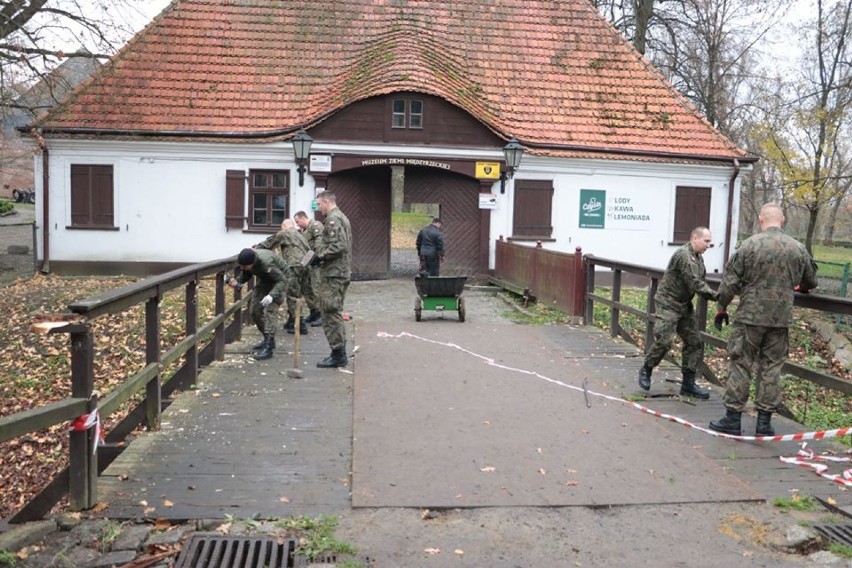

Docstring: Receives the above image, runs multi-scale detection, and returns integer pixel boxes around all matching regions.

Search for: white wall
[36,138,742,273]
[38,139,319,263]
[489,156,744,274]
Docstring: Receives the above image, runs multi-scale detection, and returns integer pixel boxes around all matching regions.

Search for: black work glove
[309,254,323,267]
[713,310,729,331]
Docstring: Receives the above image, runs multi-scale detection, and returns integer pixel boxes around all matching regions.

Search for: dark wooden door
[327,166,392,280]
[404,166,481,276]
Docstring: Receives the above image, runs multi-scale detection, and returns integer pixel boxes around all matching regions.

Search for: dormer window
[391,98,423,129]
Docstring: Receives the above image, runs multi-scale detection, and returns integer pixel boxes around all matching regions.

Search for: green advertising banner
[579,189,606,229]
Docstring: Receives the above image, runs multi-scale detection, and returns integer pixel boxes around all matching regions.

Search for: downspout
[723,158,740,267]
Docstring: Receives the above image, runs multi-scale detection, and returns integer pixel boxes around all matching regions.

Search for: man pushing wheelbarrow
[416,217,444,276]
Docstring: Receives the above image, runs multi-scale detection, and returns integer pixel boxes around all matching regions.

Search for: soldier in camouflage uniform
[709,203,818,437]
[638,227,717,399]
[294,210,324,327]
[256,218,314,335]
[228,248,289,361]
[309,191,352,368]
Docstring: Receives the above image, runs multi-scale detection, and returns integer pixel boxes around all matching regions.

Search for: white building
[28,0,754,278]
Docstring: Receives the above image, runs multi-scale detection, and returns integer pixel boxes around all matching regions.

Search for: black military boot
[638,364,652,391]
[253,334,275,360]
[709,409,742,436]
[317,346,348,368]
[285,315,296,334]
[680,371,710,400]
[756,411,775,436]
[299,317,308,335]
[309,308,323,327]
[252,335,275,351]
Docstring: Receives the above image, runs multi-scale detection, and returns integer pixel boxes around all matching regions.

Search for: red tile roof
[36,0,750,161]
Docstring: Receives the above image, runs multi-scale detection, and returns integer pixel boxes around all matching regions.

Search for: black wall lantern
[500,137,525,194]
[291,129,313,187]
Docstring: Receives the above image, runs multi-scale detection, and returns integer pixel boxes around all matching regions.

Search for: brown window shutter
[513,179,554,238]
[673,186,711,243]
[225,170,246,229]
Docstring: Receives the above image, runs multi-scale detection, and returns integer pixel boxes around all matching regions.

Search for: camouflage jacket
[256,230,311,267]
[654,242,716,312]
[717,227,818,327]
[235,249,289,302]
[301,219,324,253]
[318,207,352,279]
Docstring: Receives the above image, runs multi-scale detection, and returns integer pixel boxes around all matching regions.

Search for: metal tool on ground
[414,275,467,322]
[287,299,304,379]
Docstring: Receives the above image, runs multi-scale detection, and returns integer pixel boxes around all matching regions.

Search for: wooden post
[214,272,226,360]
[185,280,198,387]
[69,325,96,511]
[573,247,584,322]
[293,300,302,368]
[611,269,622,338]
[145,296,161,431]
[645,278,658,352]
[584,257,596,325]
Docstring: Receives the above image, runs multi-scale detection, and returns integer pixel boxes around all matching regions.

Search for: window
[391,98,424,129]
[672,186,711,244]
[69,164,115,229]
[512,179,554,239]
[249,170,288,229]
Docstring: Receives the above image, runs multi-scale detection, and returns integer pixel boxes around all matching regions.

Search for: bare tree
[780,0,852,253]
[0,0,158,121]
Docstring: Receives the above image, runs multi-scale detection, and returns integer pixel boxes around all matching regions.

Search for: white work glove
[260,294,273,308]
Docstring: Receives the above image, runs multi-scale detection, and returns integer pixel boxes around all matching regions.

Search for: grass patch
[813,244,852,281]
[100,520,124,552]
[0,551,16,566]
[501,293,572,325]
[274,515,356,561]
[772,494,819,512]
[391,211,432,232]
[828,542,852,558]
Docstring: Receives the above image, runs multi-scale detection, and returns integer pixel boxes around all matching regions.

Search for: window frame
[670,185,711,245]
[247,169,290,231]
[68,163,118,230]
[390,97,424,129]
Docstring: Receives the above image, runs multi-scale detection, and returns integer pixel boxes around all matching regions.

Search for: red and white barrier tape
[377,331,852,486]
[70,410,105,454]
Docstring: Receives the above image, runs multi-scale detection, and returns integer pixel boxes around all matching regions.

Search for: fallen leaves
[0,275,218,518]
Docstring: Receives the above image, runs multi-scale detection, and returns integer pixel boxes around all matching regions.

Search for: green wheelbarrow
[414,275,467,322]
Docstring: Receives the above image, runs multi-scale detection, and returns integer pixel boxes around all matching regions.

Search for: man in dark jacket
[227,248,289,361]
[638,226,717,399]
[416,217,445,276]
[709,203,818,437]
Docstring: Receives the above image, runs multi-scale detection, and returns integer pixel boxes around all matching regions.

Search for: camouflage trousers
[249,284,281,336]
[285,266,318,316]
[317,276,350,350]
[644,306,703,373]
[722,323,788,412]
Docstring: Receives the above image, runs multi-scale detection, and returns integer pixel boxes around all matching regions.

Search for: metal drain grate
[813,523,852,548]
[175,533,338,568]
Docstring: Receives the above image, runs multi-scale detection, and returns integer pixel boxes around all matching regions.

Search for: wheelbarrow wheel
[458,296,466,322]
[415,296,422,322]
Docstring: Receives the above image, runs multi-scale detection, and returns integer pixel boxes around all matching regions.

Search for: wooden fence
[584,254,852,397]
[0,257,250,522]
[491,238,585,319]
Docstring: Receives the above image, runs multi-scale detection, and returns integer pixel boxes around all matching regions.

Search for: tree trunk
[632,0,654,55]
[822,196,842,245]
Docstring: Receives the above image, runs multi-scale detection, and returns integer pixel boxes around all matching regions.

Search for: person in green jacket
[228,247,289,361]
[309,191,352,368]
[709,203,818,437]
[638,226,717,399]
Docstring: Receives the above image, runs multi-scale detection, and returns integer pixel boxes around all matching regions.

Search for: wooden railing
[584,255,852,397]
[491,238,585,319]
[0,257,251,522]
